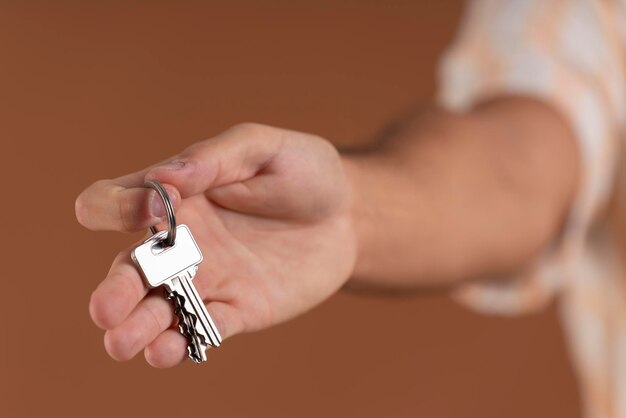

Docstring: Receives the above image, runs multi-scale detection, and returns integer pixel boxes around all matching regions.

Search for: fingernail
[149,190,167,218]
[155,159,186,170]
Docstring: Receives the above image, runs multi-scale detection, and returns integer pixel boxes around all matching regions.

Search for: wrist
[340,151,393,283]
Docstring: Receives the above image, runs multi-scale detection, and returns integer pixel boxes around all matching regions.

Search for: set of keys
[131,180,221,363]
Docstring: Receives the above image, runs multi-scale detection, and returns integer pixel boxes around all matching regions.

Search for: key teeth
[180,299,211,347]
[172,283,219,348]
[167,290,208,364]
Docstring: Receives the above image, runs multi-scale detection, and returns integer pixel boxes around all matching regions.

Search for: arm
[75,96,579,367]
[344,96,579,290]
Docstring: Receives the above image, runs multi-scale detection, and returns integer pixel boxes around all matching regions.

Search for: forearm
[342,97,579,289]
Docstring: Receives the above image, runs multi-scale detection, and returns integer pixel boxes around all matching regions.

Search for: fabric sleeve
[436,0,626,313]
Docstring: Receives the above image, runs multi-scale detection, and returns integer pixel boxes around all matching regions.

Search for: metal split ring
[145,179,176,246]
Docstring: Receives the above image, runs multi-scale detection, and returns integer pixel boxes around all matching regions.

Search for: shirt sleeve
[437,0,626,313]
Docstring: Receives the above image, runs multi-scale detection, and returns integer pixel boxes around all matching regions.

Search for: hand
[75,123,356,367]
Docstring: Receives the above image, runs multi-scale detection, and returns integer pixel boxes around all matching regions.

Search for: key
[131,224,222,363]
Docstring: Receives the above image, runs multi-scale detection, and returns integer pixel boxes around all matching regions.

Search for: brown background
[0,1,581,417]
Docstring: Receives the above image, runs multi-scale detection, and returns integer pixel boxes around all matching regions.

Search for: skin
[75,96,579,368]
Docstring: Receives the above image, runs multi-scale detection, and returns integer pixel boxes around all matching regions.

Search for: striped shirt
[437,1,626,417]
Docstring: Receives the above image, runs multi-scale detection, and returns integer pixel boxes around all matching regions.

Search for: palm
[178,187,355,335]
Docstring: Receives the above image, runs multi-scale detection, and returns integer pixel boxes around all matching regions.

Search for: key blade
[177,271,222,348]
[131,224,203,288]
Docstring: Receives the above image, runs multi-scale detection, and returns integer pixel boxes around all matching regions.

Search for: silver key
[131,224,222,363]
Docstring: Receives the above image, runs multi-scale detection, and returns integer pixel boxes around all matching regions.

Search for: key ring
[145,179,177,246]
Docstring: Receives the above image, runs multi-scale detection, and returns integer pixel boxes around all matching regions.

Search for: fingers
[104,292,174,362]
[145,123,286,198]
[89,249,148,330]
[77,123,286,232]
[120,301,242,367]
[75,178,180,232]
[144,329,188,368]
[92,250,242,365]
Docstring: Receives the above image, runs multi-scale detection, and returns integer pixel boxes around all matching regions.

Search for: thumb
[75,178,180,232]
[145,123,285,198]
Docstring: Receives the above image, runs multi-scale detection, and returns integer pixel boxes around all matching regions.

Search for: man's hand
[76,98,579,367]
[75,123,357,367]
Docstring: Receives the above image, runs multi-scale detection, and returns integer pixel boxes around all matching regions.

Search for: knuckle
[138,302,169,335]
[316,135,340,158]
[228,122,269,138]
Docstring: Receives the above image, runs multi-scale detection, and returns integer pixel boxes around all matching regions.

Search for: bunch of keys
[131,180,221,363]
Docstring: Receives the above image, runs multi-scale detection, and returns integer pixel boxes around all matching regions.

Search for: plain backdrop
[0,1,581,417]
